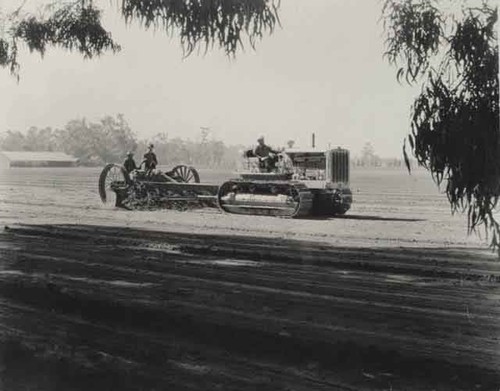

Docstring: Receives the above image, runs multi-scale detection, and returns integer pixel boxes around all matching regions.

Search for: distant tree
[58,118,98,164]
[153,132,169,145]
[360,142,382,167]
[287,140,295,149]
[383,0,499,250]
[1,0,279,78]
[24,126,57,151]
[0,127,58,151]
[0,130,27,151]
[207,139,225,167]
[59,114,137,164]
[199,128,210,144]
[361,142,374,159]
[98,114,138,161]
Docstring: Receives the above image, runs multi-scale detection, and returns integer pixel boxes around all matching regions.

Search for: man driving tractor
[253,136,280,172]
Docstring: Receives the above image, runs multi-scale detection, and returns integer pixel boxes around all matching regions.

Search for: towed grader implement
[98,164,218,210]
[98,147,352,217]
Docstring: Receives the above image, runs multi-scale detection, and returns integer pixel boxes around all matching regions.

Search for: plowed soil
[0,167,499,390]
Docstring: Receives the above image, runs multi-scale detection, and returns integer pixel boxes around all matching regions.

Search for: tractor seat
[244,149,257,158]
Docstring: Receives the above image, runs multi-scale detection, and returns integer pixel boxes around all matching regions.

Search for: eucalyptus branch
[384,0,500,254]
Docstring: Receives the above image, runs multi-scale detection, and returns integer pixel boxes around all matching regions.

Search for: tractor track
[0,224,499,390]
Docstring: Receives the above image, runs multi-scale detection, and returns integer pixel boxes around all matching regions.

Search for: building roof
[0,151,78,162]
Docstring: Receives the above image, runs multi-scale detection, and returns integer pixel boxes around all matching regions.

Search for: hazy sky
[0,0,421,157]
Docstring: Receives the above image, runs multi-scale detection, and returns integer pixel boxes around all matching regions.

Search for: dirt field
[0,167,499,390]
[0,166,489,247]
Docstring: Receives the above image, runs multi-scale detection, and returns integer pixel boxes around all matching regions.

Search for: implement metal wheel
[170,165,200,183]
[98,164,130,204]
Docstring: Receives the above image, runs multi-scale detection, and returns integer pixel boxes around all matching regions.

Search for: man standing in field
[143,144,158,172]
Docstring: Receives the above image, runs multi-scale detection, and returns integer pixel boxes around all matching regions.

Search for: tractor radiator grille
[326,149,350,184]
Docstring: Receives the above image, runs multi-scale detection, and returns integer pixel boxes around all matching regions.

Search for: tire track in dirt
[1,300,366,391]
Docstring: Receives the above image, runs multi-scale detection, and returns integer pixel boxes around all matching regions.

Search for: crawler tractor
[217,148,352,217]
[99,148,352,218]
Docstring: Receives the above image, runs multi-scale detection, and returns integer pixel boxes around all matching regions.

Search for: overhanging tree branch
[0,0,280,78]
[383,0,500,252]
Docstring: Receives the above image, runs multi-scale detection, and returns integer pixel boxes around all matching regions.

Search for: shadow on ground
[334,214,424,222]
[0,223,499,391]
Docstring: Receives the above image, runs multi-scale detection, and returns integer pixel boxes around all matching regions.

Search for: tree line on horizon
[0,115,408,169]
[0,114,242,169]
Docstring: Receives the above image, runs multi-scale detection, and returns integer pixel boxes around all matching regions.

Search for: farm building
[0,151,78,168]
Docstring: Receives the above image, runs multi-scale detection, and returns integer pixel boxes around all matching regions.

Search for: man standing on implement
[143,143,158,173]
[123,151,137,174]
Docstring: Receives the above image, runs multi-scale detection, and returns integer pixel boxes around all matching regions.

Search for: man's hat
[127,151,134,156]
